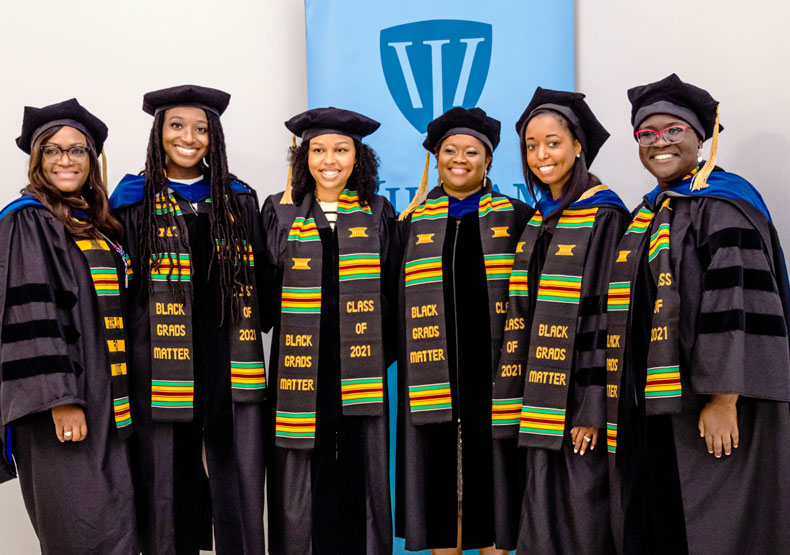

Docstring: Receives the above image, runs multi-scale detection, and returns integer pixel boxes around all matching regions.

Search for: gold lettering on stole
[491,226,510,238]
[416,233,435,245]
[348,227,368,238]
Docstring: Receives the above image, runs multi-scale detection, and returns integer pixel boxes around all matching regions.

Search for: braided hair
[138,110,252,320]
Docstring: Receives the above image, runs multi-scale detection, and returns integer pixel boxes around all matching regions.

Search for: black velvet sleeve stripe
[3,285,77,310]
[699,309,787,337]
[54,290,78,310]
[703,267,777,292]
[574,330,606,352]
[2,355,75,381]
[63,325,80,344]
[2,319,62,343]
[4,284,53,307]
[577,295,603,317]
[573,365,606,386]
[704,228,763,256]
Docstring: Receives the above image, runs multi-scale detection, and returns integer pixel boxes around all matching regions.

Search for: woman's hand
[698,394,739,458]
[570,426,598,455]
[51,404,87,443]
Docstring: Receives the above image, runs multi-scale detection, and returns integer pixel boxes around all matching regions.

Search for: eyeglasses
[634,125,690,147]
[40,145,90,162]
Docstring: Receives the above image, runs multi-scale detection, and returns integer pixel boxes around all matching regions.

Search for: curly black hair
[139,110,252,321]
[520,109,600,221]
[288,138,380,206]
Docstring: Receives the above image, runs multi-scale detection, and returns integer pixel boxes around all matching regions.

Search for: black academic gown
[395,195,531,551]
[112,181,267,555]
[0,202,138,555]
[262,192,397,555]
[616,179,790,555]
[515,203,628,555]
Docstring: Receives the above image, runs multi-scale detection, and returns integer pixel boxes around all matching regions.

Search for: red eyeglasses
[634,125,689,146]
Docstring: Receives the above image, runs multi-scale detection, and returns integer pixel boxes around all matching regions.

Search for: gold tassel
[691,106,720,191]
[398,151,431,221]
[280,134,297,205]
[101,149,108,188]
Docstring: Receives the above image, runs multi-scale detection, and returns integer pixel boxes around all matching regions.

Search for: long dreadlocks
[138,110,252,321]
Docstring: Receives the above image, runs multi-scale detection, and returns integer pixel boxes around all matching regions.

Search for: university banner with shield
[305,0,575,211]
[304,2,574,552]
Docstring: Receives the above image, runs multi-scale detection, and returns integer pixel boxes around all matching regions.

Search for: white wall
[576,1,790,245]
[1,1,789,552]
[0,0,307,206]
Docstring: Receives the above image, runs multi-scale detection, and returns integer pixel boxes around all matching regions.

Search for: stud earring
[576,153,581,159]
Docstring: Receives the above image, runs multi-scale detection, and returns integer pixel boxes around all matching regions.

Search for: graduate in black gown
[489,88,629,554]
[261,107,397,554]
[110,85,267,555]
[0,99,138,554]
[395,107,531,553]
[609,74,790,555]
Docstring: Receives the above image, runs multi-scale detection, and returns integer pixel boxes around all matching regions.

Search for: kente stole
[275,190,385,450]
[404,185,517,425]
[148,192,266,422]
[605,195,685,455]
[74,236,133,439]
[491,206,600,450]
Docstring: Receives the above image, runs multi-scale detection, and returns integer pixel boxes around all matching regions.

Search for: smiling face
[637,113,701,188]
[162,106,210,179]
[308,134,356,201]
[41,126,90,197]
[436,134,491,199]
[523,113,581,199]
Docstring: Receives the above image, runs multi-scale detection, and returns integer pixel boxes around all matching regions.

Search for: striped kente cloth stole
[491,210,542,437]
[605,195,684,454]
[148,193,266,422]
[491,207,600,449]
[404,183,517,425]
[75,236,132,439]
[276,190,384,450]
[604,206,653,454]
[643,195,683,415]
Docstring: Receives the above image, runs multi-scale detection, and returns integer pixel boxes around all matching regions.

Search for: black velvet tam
[142,84,231,117]
[423,107,501,153]
[15,98,108,154]
[516,87,610,166]
[285,107,380,142]
[628,73,722,140]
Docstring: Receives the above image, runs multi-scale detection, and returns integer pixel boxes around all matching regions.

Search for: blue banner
[305,0,575,211]
[305,2,574,552]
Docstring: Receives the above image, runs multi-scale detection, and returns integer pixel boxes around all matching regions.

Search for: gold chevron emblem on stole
[659,198,673,212]
[491,226,510,238]
[416,233,435,245]
[617,250,631,263]
[556,244,575,256]
[349,227,368,238]
[516,241,526,253]
[292,258,312,270]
